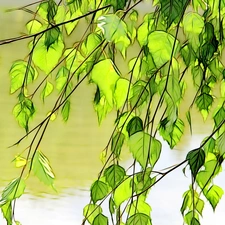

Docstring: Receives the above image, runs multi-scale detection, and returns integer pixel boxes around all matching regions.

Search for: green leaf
[126,213,151,225]
[191,218,200,225]
[159,0,188,28]
[196,93,213,119]
[93,213,108,225]
[91,59,119,106]
[111,132,125,158]
[213,106,225,127]
[56,66,70,92]
[109,197,115,214]
[94,94,113,124]
[107,0,128,11]
[83,204,102,224]
[32,150,55,186]
[202,137,215,154]
[128,200,151,217]
[104,165,126,189]
[9,60,37,94]
[32,36,64,74]
[44,27,60,50]
[137,13,154,46]
[61,100,70,122]
[97,14,130,57]
[128,132,161,168]
[114,78,131,109]
[183,12,204,49]
[148,31,180,67]
[1,178,26,201]
[90,180,108,203]
[181,190,192,215]
[217,131,225,155]
[184,211,199,225]
[26,19,43,34]
[65,9,82,35]
[47,0,58,23]
[206,185,224,210]
[41,81,54,101]
[159,118,184,148]
[1,202,12,225]
[186,149,205,180]
[186,110,192,134]
[130,81,149,108]
[128,57,148,79]
[114,177,132,207]
[13,98,35,132]
[126,116,143,137]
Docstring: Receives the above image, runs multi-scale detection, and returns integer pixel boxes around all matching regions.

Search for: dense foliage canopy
[1,0,225,224]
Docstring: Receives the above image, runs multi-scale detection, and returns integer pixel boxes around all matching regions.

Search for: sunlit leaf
[93,213,108,225]
[148,31,180,67]
[9,60,37,94]
[183,12,204,49]
[206,185,224,211]
[97,14,130,57]
[128,200,151,217]
[114,177,132,206]
[32,150,55,186]
[14,156,27,168]
[91,180,108,203]
[126,213,151,225]
[196,93,213,119]
[32,36,64,74]
[56,66,70,92]
[13,98,35,132]
[128,132,161,168]
[104,165,126,189]
[159,118,184,148]
[217,131,225,155]
[1,201,12,225]
[1,178,26,201]
[186,149,205,180]
[65,9,82,35]
[137,13,154,46]
[111,132,125,158]
[128,57,148,79]
[114,78,131,109]
[83,204,102,224]
[191,218,200,225]
[41,81,54,101]
[213,106,225,128]
[26,19,43,34]
[130,81,149,108]
[91,59,119,106]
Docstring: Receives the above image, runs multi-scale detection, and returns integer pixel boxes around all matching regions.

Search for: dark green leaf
[93,213,108,225]
[61,100,70,122]
[111,132,125,158]
[186,149,205,180]
[45,27,60,50]
[196,93,213,116]
[32,150,55,186]
[191,218,200,225]
[104,165,126,189]
[47,0,58,23]
[126,116,143,137]
[186,110,192,134]
[159,0,188,28]
[181,190,191,215]
[126,213,151,225]
[90,180,108,203]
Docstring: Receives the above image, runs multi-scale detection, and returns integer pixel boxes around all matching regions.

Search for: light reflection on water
[0,4,225,225]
